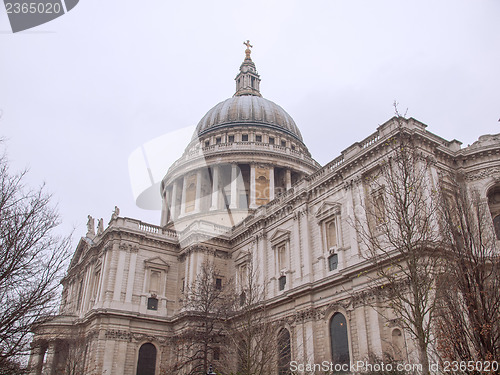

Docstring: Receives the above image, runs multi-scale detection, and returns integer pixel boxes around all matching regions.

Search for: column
[369,304,383,357]
[230,164,238,209]
[300,209,313,282]
[346,184,359,260]
[160,194,168,227]
[113,246,126,302]
[285,169,292,190]
[170,181,179,220]
[28,344,45,375]
[180,175,188,216]
[304,320,316,363]
[42,341,56,375]
[98,247,111,303]
[293,216,303,280]
[125,248,138,303]
[269,166,275,201]
[250,164,257,208]
[295,323,306,364]
[194,169,202,213]
[210,166,219,210]
[355,305,369,359]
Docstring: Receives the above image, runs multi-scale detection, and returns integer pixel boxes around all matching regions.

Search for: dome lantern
[234,40,261,97]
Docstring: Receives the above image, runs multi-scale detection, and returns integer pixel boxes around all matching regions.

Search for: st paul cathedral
[28,43,500,375]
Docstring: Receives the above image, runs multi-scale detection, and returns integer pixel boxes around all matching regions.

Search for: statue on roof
[110,206,120,223]
[97,218,104,235]
[86,215,95,237]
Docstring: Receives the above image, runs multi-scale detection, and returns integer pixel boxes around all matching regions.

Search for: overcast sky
[1,0,499,242]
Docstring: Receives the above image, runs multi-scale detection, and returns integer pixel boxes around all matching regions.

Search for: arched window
[278,329,291,375]
[326,220,337,249]
[494,215,500,240]
[487,186,500,239]
[330,313,349,365]
[136,343,157,375]
[392,328,404,360]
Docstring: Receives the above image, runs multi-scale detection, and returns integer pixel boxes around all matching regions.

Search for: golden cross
[243,40,253,49]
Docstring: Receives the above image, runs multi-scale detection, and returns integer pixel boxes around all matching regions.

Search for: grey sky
[1,0,499,241]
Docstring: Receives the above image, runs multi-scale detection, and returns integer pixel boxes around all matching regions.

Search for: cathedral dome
[194,95,303,142]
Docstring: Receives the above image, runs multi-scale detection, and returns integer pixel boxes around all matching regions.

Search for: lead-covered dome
[160,41,320,231]
[194,95,303,142]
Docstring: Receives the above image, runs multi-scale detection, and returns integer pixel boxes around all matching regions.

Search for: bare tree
[224,256,282,375]
[354,118,444,375]
[172,260,232,375]
[0,150,70,370]
[436,174,500,367]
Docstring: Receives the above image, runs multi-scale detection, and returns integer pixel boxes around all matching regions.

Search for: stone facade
[28,47,500,375]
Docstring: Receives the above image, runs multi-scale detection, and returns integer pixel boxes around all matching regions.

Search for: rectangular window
[256,135,262,142]
[205,140,210,147]
[213,347,220,361]
[291,145,296,150]
[242,134,249,142]
[147,297,158,310]
[216,137,221,144]
[328,254,338,271]
[269,137,275,144]
[281,140,286,147]
[228,135,235,143]
[215,278,222,290]
[279,275,286,291]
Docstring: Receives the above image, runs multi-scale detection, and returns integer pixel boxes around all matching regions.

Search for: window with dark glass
[281,140,286,147]
[291,145,295,150]
[269,137,275,144]
[228,135,234,143]
[330,313,349,365]
[136,343,157,375]
[216,137,221,144]
[279,275,286,291]
[256,135,262,142]
[239,291,246,306]
[328,254,338,271]
[278,329,291,375]
[215,278,222,290]
[494,215,500,240]
[213,347,220,361]
[487,186,500,239]
[242,134,248,142]
[147,297,158,310]
[205,140,210,147]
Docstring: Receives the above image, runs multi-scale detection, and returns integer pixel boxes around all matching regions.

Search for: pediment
[70,237,92,267]
[144,256,170,271]
[270,229,291,245]
[235,251,250,266]
[315,201,341,221]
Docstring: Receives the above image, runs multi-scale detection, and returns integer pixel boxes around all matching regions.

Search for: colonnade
[164,163,294,224]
